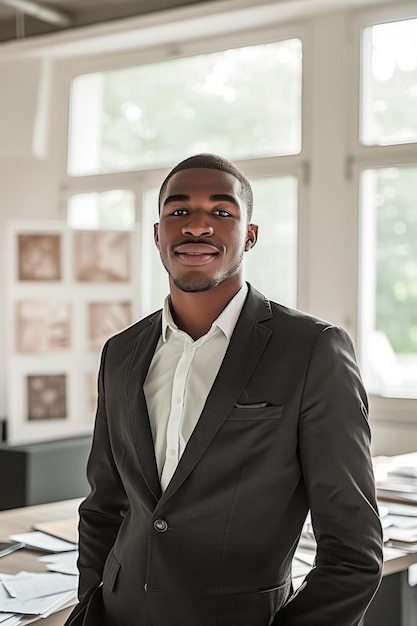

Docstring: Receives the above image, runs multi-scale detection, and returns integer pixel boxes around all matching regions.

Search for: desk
[0,498,417,625]
[0,498,82,625]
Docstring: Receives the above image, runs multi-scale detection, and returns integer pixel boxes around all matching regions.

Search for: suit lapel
[159,286,273,506]
[126,311,163,504]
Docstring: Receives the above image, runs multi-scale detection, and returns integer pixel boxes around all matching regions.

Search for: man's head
[158,153,253,221]
[155,154,258,295]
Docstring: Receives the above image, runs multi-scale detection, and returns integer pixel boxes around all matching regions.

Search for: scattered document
[0,571,77,621]
[3,573,78,602]
[0,617,21,626]
[0,612,20,623]
[38,551,78,576]
[292,557,311,578]
[9,532,76,553]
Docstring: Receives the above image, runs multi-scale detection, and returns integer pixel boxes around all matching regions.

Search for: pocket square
[234,402,268,409]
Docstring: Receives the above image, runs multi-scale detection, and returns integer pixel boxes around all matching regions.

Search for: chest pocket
[227,404,284,421]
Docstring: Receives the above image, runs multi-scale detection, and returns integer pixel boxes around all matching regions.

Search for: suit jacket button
[154,519,168,532]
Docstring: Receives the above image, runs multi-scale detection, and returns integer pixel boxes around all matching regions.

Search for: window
[360,166,417,397]
[68,189,135,230]
[361,17,417,146]
[358,15,417,399]
[68,39,302,176]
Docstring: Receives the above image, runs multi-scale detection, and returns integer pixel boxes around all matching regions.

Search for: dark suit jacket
[69,284,383,626]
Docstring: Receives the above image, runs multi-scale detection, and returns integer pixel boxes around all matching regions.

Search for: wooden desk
[0,498,82,626]
[0,498,417,625]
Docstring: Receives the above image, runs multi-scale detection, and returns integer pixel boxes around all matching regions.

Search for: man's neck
[168,279,243,341]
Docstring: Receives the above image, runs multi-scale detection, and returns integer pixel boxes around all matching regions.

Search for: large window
[66,36,303,315]
[359,16,417,399]
[361,17,417,146]
[68,39,302,176]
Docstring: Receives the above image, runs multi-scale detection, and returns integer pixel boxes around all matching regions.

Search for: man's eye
[171,209,188,216]
[213,209,231,217]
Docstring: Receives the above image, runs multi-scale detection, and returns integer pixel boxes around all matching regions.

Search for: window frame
[348,2,417,424]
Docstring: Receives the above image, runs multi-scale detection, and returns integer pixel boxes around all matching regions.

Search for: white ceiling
[0,0,213,42]
[0,0,407,51]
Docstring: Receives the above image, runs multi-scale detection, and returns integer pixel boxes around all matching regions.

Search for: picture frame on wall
[17,233,62,281]
[6,221,140,445]
[74,231,131,282]
[15,300,71,354]
[87,301,132,351]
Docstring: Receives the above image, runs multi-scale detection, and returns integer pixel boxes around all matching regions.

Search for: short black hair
[158,153,253,220]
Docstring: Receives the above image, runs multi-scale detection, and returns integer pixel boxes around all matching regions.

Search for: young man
[67,154,383,626]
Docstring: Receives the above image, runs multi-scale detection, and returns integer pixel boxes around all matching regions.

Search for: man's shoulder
[247,284,334,334]
[106,308,162,347]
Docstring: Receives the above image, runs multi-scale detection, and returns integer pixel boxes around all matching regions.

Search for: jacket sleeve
[276,325,383,626]
[76,339,129,602]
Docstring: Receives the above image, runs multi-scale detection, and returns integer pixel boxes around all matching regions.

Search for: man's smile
[174,243,220,265]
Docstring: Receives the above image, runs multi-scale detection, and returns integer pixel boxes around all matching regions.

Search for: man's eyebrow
[210,194,239,206]
[163,194,189,206]
[163,193,239,207]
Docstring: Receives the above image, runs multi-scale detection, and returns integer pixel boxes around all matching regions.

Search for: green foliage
[100,40,302,172]
[376,167,417,354]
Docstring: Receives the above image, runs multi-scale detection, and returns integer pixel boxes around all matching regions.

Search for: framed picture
[27,374,67,421]
[17,233,62,281]
[15,300,71,353]
[88,301,132,351]
[74,231,131,282]
[7,221,139,445]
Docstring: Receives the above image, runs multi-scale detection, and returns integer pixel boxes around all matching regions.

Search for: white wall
[0,58,64,422]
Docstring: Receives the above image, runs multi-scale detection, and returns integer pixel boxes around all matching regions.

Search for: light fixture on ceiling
[0,0,73,26]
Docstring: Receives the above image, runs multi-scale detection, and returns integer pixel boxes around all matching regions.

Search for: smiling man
[66,153,383,626]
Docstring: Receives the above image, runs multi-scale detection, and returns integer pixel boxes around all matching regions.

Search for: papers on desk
[9,532,76,553]
[0,528,78,621]
[374,455,417,550]
[3,573,77,602]
[0,611,21,625]
[0,571,77,619]
[38,551,78,576]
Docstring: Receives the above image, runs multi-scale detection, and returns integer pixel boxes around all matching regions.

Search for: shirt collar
[161,283,248,342]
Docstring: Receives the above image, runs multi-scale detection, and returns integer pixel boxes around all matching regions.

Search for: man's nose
[182,214,214,237]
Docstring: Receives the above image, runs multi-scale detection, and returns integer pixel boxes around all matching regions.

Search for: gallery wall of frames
[7,221,140,445]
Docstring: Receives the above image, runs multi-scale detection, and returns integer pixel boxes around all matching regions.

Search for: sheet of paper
[3,573,78,601]
[0,588,73,616]
[0,613,19,623]
[9,532,76,553]
[0,618,22,626]
[37,551,79,576]
[36,590,76,618]
[294,549,316,567]
[292,558,311,578]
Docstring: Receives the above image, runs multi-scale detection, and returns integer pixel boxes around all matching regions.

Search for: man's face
[154,168,257,293]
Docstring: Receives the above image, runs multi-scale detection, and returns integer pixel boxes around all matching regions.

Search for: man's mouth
[174,243,219,265]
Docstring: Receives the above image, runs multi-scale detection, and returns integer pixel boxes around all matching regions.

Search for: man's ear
[245,223,258,251]
[154,224,160,249]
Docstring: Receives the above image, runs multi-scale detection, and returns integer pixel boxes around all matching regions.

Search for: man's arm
[77,339,128,602]
[276,325,383,625]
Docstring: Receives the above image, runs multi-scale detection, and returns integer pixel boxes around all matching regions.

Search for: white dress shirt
[143,283,248,492]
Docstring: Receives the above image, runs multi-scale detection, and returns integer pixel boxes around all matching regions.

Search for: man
[66,153,383,626]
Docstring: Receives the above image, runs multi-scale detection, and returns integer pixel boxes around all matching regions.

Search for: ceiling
[0,0,213,43]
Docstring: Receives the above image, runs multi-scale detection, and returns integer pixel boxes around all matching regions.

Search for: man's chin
[172,276,218,293]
